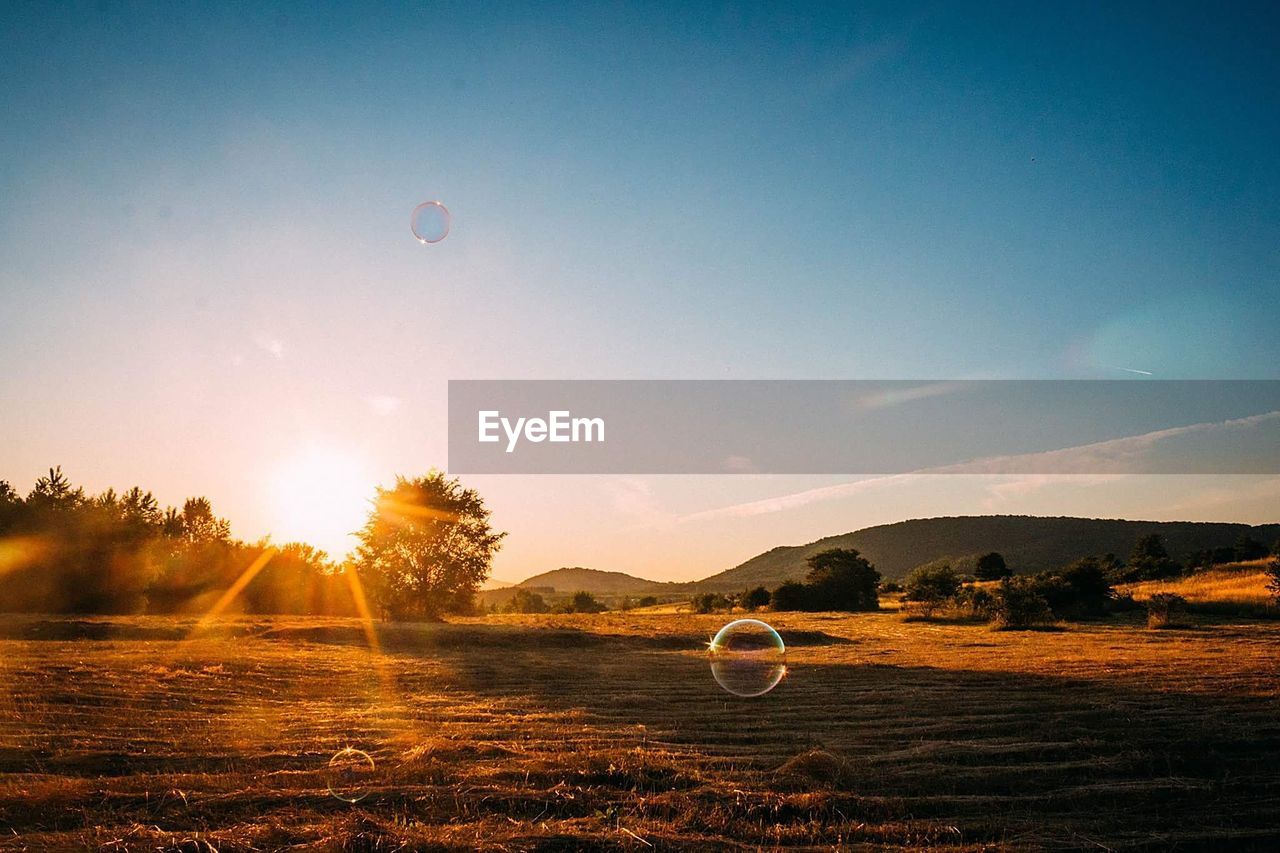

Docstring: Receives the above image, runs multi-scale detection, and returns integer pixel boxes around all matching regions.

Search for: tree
[904,562,961,603]
[1122,534,1181,582]
[503,588,549,614]
[742,586,771,610]
[1052,557,1113,616]
[354,472,506,620]
[636,595,658,608]
[1267,559,1280,602]
[1234,535,1269,562]
[991,577,1054,629]
[690,592,725,613]
[974,552,1011,581]
[771,580,812,611]
[566,590,606,613]
[804,548,881,611]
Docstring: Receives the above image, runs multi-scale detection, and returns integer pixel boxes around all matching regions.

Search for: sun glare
[269,446,371,559]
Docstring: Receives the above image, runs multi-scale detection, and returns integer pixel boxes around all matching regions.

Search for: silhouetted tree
[353,472,505,620]
[770,580,812,611]
[804,548,881,611]
[1234,535,1269,562]
[974,552,1011,581]
[742,586,771,610]
[1121,534,1181,582]
[565,590,606,613]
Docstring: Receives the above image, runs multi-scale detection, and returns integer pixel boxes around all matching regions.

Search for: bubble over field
[326,747,376,803]
[708,618,786,698]
[410,200,451,243]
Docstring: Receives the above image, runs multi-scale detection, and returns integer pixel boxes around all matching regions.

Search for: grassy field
[2,610,1280,850]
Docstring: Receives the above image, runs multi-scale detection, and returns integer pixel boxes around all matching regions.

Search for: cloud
[677,410,1280,523]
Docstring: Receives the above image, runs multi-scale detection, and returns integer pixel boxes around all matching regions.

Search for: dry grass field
[1120,560,1275,611]
[2,609,1280,850]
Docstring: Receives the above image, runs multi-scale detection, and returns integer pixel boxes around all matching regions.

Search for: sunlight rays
[191,547,278,634]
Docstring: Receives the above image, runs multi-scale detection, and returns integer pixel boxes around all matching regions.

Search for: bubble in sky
[326,747,376,803]
[708,618,786,698]
[410,201,451,243]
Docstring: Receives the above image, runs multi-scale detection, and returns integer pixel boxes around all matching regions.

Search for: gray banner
[447,380,1280,474]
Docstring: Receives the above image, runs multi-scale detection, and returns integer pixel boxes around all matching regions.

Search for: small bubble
[326,747,375,803]
[410,201,451,243]
[708,618,786,698]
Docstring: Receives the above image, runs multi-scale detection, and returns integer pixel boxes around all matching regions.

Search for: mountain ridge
[493,515,1280,597]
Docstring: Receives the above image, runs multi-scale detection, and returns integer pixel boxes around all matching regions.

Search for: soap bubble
[410,201,451,243]
[326,747,375,803]
[708,618,786,698]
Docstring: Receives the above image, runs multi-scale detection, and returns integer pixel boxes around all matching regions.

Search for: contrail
[1111,366,1154,376]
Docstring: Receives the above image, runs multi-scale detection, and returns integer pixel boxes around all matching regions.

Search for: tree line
[0,467,506,620]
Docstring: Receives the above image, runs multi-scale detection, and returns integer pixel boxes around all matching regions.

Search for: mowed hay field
[2,612,1280,850]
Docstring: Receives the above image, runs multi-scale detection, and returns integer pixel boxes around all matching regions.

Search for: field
[1120,561,1275,613]
[2,610,1280,850]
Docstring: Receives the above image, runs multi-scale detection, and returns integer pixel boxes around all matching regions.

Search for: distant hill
[484,516,1279,604]
[694,516,1280,590]
[515,567,679,595]
[476,566,685,609]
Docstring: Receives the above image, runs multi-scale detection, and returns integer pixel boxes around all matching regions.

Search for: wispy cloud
[676,410,1280,523]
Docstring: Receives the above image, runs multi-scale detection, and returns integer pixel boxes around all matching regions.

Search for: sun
[268,445,371,559]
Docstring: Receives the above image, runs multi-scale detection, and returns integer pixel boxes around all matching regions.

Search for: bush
[904,562,961,603]
[879,581,904,594]
[636,595,658,608]
[804,548,881,611]
[502,588,549,614]
[952,585,997,620]
[690,592,730,614]
[991,577,1054,629]
[561,590,606,613]
[741,586,771,610]
[771,580,813,612]
[975,551,1011,581]
[1146,593,1189,629]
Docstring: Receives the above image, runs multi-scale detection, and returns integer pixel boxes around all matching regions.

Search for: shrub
[904,562,961,603]
[636,596,658,608]
[502,588,549,614]
[562,590,606,613]
[1146,593,1189,629]
[741,586,771,610]
[879,581,904,594]
[975,551,1011,581]
[771,580,813,612]
[690,592,730,614]
[804,548,881,611]
[952,585,997,620]
[991,577,1054,629]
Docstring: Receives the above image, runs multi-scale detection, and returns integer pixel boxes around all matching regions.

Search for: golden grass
[1,611,1279,849]
[1120,561,1276,607]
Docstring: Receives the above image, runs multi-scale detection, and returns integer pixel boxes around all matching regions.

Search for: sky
[2,1,1278,580]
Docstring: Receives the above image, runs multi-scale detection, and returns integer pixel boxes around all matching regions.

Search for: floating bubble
[326,747,375,803]
[410,200,451,243]
[708,618,786,698]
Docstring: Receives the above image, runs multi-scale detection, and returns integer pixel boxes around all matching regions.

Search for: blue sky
[2,2,1278,576]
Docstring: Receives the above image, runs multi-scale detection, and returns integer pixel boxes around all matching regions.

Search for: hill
[514,567,679,595]
[695,516,1280,590]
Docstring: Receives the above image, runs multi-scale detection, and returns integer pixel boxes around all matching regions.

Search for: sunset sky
[2,2,1277,580]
